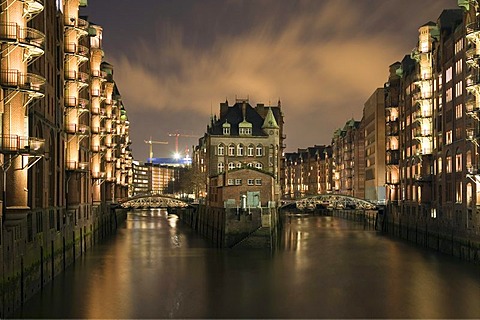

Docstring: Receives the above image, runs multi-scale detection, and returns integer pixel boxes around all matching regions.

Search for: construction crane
[144,137,168,160]
[168,131,198,158]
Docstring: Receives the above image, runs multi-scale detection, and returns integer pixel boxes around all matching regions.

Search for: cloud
[104,0,458,157]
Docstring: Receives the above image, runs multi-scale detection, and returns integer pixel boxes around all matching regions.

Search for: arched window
[256,144,263,156]
[228,162,235,170]
[255,162,263,170]
[218,162,224,173]
[237,144,244,156]
[446,151,452,173]
[247,144,254,157]
[228,144,235,156]
[455,148,462,172]
[218,144,224,156]
[236,162,242,168]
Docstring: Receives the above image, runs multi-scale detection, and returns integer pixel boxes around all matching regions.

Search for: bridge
[119,195,191,209]
[281,194,378,211]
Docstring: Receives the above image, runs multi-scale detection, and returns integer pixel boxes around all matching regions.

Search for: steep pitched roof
[209,102,267,136]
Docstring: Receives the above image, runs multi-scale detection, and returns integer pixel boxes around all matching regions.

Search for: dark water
[13,209,480,319]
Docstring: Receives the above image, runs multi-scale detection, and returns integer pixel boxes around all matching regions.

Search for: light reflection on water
[14,210,480,319]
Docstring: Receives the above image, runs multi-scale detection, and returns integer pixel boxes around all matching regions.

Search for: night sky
[82,0,458,161]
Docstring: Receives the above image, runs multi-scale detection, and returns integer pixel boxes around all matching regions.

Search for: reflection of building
[194,98,284,207]
[0,1,133,315]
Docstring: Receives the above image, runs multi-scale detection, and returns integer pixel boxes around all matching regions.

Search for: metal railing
[0,70,45,94]
[0,22,45,51]
[66,161,89,171]
[0,135,45,155]
[64,42,89,57]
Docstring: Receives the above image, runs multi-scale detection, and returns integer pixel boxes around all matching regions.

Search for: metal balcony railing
[66,160,89,172]
[91,69,107,78]
[466,73,480,90]
[467,20,480,38]
[65,124,89,135]
[64,42,89,60]
[0,23,45,53]
[92,171,106,179]
[386,149,400,165]
[64,17,89,34]
[64,70,89,86]
[414,174,432,182]
[0,135,45,155]
[64,97,89,111]
[19,0,44,18]
[0,70,45,96]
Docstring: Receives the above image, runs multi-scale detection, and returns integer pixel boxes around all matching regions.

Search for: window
[456,151,462,172]
[218,144,224,156]
[455,59,463,75]
[223,126,230,135]
[247,145,254,156]
[446,67,452,83]
[228,162,235,170]
[446,153,452,173]
[455,104,462,119]
[255,162,263,170]
[255,179,262,185]
[227,179,234,186]
[446,130,453,144]
[236,162,242,168]
[455,81,463,98]
[228,144,235,156]
[446,88,452,102]
[248,179,254,185]
[256,145,263,156]
[237,144,244,156]
[235,179,242,185]
[218,162,224,173]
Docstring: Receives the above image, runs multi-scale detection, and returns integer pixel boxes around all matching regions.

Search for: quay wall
[0,204,128,318]
[178,205,278,249]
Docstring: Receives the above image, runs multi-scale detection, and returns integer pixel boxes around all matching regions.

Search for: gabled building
[195,98,284,207]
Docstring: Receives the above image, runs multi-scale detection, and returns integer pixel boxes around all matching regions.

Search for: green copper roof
[262,107,279,129]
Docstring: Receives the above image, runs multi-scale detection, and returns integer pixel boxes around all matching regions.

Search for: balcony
[0,70,45,98]
[0,135,45,155]
[91,107,106,117]
[92,171,106,179]
[91,69,107,79]
[414,174,432,183]
[413,128,432,139]
[386,120,399,136]
[466,48,480,68]
[466,20,480,42]
[0,23,45,60]
[64,17,89,37]
[91,126,106,135]
[466,73,480,92]
[91,145,106,153]
[19,0,44,21]
[64,42,89,63]
[386,149,400,165]
[65,124,89,135]
[66,160,89,172]
[64,70,89,88]
[64,97,89,112]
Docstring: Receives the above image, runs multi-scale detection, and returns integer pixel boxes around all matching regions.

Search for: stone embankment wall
[0,206,128,318]
[178,205,278,249]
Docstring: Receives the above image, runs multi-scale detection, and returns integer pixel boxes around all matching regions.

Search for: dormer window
[239,119,252,136]
[222,121,231,135]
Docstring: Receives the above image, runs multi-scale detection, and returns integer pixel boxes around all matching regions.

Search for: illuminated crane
[144,137,168,160]
[168,131,198,159]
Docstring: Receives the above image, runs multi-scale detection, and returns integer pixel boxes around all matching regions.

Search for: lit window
[228,162,235,170]
[455,104,462,119]
[255,162,263,170]
[227,179,234,186]
[248,179,254,186]
[237,145,244,156]
[218,144,224,156]
[218,162,224,173]
[228,144,235,156]
[235,179,242,185]
[256,145,263,156]
[247,145,254,156]
[446,130,453,144]
[255,179,262,185]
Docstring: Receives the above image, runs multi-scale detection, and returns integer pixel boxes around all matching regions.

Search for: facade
[194,98,284,207]
[0,1,133,315]
[283,145,332,199]
[331,119,364,198]
[364,88,386,203]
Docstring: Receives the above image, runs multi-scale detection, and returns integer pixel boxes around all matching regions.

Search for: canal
[12,209,480,319]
